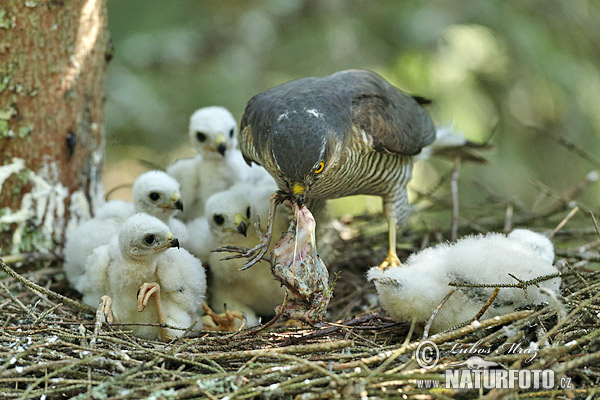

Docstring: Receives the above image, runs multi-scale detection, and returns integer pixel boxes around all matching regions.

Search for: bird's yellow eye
[314,160,325,174]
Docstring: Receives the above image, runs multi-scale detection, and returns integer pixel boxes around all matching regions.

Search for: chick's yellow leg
[378,216,402,270]
[137,282,170,341]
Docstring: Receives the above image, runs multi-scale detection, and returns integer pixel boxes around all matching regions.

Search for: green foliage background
[103,0,600,222]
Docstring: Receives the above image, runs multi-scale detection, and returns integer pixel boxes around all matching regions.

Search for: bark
[0,0,109,255]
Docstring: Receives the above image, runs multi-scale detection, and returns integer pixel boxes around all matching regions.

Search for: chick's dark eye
[229,128,234,138]
[149,192,160,201]
[246,206,251,219]
[144,235,155,245]
[213,214,225,225]
[196,131,207,142]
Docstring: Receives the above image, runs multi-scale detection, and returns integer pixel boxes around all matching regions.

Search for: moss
[17,170,31,184]
[18,123,33,138]
[0,120,12,138]
[0,105,17,120]
[0,9,15,29]
[0,76,9,94]
[19,225,48,253]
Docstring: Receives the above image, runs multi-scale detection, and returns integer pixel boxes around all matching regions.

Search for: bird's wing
[156,248,206,315]
[345,70,436,155]
[239,96,262,167]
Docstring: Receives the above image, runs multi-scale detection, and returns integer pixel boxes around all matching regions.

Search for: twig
[542,129,600,169]
[450,157,461,242]
[503,203,514,233]
[538,290,600,344]
[472,287,500,321]
[590,211,600,240]
[422,289,455,340]
[449,271,565,293]
[0,258,95,314]
[548,206,580,239]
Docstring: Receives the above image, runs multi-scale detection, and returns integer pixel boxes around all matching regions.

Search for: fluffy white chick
[415,124,489,163]
[167,106,270,221]
[184,216,214,265]
[64,171,186,289]
[206,181,288,327]
[367,229,561,333]
[78,213,206,341]
[132,170,188,244]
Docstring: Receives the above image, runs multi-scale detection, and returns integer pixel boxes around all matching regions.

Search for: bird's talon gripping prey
[220,191,283,270]
[239,69,436,270]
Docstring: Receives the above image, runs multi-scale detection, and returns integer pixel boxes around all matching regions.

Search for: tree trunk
[0,0,109,255]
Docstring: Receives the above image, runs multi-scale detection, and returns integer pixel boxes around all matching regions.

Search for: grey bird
[238,69,436,270]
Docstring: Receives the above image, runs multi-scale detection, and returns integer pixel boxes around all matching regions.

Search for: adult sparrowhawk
[239,69,436,269]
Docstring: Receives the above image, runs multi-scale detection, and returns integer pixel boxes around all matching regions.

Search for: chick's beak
[215,133,227,157]
[167,232,180,249]
[172,192,184,211]
[233,212,247,236]
[156,232,179,252]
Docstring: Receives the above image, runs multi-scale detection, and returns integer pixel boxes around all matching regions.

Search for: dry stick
[503,203,514,233]
[590,211,600,240]
[0,281,36,318]
[538,290,600,345]
[331,310,531,372]
[543,130,600,169]
[472,287,500,322]
[450,157,461,242]
[548,206,580,239]
[202,339,354,361]
[422,289,456,340]
[104,182,132,200]
[0,252,58,265]
[362,317,420,386]
[0,258,95,314]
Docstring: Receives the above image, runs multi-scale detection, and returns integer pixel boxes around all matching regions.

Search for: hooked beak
[215,133,227,157]
[291,183,305,206]
[156,232,179,252]
[172,192,184,211]
[233,212,248,236]
[167,232,180,249]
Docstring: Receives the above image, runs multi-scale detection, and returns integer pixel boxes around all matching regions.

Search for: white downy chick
[367,229,561,333]
[167,106,270,221]
[78,214,206,340]
[63,170,186,290]
[132,170,188,244]
[184,216,214,265]
[415,124,489,163]
[206,181,288,327]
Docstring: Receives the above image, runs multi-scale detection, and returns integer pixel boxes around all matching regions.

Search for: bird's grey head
[270,113,332,201]
[265,106,349,203]
[118,214,179,261]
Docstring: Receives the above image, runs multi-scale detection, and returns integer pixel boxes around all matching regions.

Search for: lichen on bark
[0,0,109,255]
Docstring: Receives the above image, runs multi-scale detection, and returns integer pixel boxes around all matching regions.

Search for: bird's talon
[201,302,245,331]
[378,253,402,270]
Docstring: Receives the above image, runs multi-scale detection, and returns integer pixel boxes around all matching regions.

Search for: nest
[1,172,600,399]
